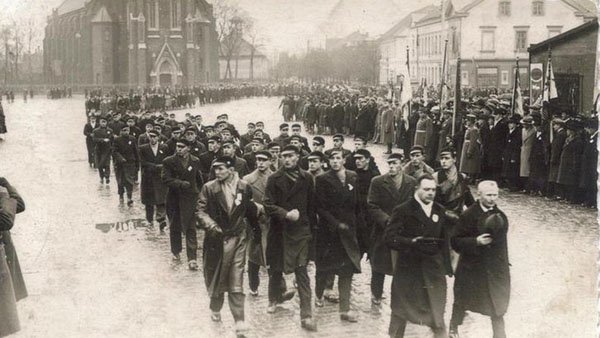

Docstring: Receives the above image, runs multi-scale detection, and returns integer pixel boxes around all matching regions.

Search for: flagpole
[439,39,448,109]
[511,57,519,117]
[452,56,461,137]
[407,45,411,120]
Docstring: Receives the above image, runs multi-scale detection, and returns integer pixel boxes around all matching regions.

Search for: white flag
[543,58,558,103]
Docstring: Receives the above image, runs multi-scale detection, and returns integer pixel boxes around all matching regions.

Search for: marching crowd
[76,82,551,338]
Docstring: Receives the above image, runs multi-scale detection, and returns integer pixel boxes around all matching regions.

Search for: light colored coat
[520,127,536,177]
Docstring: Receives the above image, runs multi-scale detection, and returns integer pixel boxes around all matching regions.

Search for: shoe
[371,297,381,306]
[100,178,104,184]
[249,289,259,297]
[267,302,277,313]
[106,178,110,184]
[127,200,134,207]
[210,311,221,322]
[323,289,339,303]
[315,297,324,307]
[119,196,124,204]
[235,321,248,338]
[448,327,459,338]
[301,318,317,332]
[172,254,181,261]
[279,290,295,303]
[159,221,167,232]
[340,311,358,322]
[188,260,199,270]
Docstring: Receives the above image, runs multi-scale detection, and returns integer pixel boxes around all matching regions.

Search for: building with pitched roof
[219,39,270,80]
[379,0,596,89]
[44,0,220,87]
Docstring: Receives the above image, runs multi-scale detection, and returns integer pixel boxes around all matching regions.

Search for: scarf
[284,166,300,183]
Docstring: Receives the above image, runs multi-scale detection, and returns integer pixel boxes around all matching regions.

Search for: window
[171,0,181,29]
[532,1,544,16]
[147,0,159,30]
[477,67,498,87]
[515,30,528,52]
[481,30,495,51]
[461,70,469,86]
[501,70,509,85]
[499,1,510,16]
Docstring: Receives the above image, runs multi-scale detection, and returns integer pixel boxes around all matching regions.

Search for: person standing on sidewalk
[0,177,27,337]
[162,138,204,270]
[314,150,362,322]
[263,145,317,331]
[196,156,259,338]
[449,180,510,338]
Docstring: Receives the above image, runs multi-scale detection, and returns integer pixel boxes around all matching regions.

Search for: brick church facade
[43,0,220,87]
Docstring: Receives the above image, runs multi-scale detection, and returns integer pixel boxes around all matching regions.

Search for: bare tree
[213,0,248,81]
[245,17,267,81]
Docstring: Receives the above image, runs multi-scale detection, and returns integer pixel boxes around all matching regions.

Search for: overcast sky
[4,0,597,55]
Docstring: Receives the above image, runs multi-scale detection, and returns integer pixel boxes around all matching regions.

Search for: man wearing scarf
[264,145,318,331]
[196,156,259,338]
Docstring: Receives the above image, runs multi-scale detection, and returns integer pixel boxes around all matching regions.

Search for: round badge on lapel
[432,214,439,223]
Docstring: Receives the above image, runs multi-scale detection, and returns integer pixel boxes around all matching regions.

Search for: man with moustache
[209,140,249,179]
[367,153,416,307]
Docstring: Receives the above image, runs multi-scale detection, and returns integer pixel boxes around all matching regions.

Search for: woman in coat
[459,114,481,179]
[0,177,26,337]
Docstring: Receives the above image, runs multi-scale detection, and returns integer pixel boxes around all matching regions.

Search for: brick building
[43,0,220,87]
[529,20,598,114]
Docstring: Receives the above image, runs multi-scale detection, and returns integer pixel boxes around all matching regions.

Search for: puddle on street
[95,218,148,233]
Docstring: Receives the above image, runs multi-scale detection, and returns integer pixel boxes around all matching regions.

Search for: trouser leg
[491,315,506,338]
[388,314,407,338]
[169,211,182,256]
[229,292,245,322]
[338,273,353,313]
[268,269,282,303]
[325,273,335,290]
[156,204,166,223]
[248,261,260,292]
[449,302,466,328]
[432,326,448,338]
[145,204,155,223]
[117,183,125,197]
[295,266,312,319]
[210,293,225,313]
[185,226,198,261]
[371,271,385,299]
[315,270,327,299]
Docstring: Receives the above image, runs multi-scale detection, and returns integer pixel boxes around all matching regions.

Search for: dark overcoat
[139,144,168,205]
[162,154,204,231]
[354,107,372,137]
[112,135,139,187]
[0,179,26,337]
[547,128,567,183]
[196,178,258,297]
[263,168,317,273]
[579,132,598,189]
[502,127,522,179]
[557,135,584,187]
[486,119,508,170]
[452,203,510,317]
[528,131,548,180]
[385,198,452,329]
[0,101,6,134]
[92,127,114,167]
[367,173,416,275]
[314,170,361,274]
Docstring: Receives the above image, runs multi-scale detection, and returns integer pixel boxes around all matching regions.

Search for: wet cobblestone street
[0,96,597,337]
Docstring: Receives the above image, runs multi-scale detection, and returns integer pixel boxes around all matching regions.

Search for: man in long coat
[196,156,258,337]
[547,119,567,199]
[519,116,536,191]
[0,177,26,337]
[162,139,205,270]
[449,181,510,338]
[112,126,140,206]
[353,149,380,257]
[92,116,114,184]
[83,115,98,168]
[527,118,548,195]
[367,153,416,306]
[139,130,169,230]
[263,145,317,331]
[579,117,598,207]
[501,116,522,191]
[459,114,481,179]
[385,175,452,338]
[314,150,362,322]
[413,110,434,163]
[381,103,395,154]
[486,109,508,184]
[557,120,584,203]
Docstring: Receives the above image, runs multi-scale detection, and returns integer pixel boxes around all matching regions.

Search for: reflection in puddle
[95,219,148,233]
